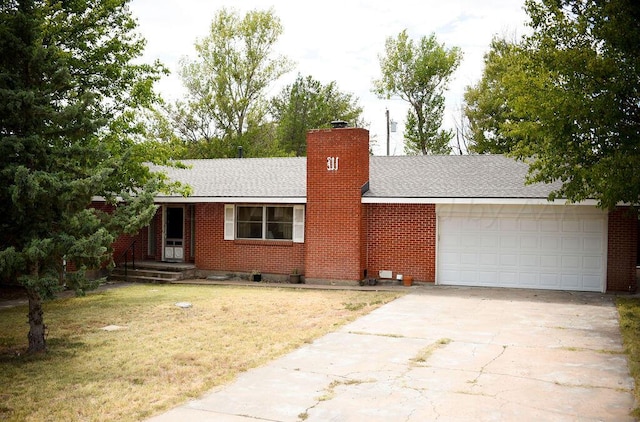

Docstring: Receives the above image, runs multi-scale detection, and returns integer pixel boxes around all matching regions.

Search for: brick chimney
[304,124,370,283]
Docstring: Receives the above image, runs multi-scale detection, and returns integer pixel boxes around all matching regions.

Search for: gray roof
[152,155,560,201]
[366,155,561,199]
[152,157,306,199]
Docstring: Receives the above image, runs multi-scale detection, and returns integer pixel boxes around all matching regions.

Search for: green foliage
[373,30,462,155]
[271,74,364,156]
[0,0,172,351]
[465,0,640,209]
[165,7,294,158]
[616,297,640,417]
[464,37,523,154]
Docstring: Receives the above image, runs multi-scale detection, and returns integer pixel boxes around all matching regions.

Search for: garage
[437,204,607,292]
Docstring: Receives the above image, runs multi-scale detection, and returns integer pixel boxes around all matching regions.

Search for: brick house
[107,126,638,292]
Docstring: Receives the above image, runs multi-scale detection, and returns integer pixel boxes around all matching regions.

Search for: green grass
[0,284,402,421]
[616,296,640,418]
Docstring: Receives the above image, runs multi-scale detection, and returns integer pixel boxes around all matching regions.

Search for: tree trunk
[26,288,46,353]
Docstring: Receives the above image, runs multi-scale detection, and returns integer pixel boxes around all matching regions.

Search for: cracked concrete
[147,287,635,421]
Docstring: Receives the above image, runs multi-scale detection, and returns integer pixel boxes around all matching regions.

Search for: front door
[164,206,184,262]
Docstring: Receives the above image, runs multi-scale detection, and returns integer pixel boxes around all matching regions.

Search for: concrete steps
[109,262,196,284]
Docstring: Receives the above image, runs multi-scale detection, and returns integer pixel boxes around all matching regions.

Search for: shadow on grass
[0,337,87,362]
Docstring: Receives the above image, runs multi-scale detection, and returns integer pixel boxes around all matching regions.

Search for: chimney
[330,120,348,129]
[304,125,370,283]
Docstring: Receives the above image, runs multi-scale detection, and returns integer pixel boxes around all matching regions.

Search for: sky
[129,0,530,156]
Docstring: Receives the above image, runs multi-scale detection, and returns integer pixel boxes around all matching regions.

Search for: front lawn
[0,284,401,421]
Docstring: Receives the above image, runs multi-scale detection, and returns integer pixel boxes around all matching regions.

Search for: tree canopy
[271,74,364,156]
[0,0,170,352]
[373,30,462,155]
[464,37,522,154]
[464,0,640,209]
[165,7,293,158]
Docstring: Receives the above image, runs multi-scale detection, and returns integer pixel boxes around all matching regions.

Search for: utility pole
[386,108,390,156]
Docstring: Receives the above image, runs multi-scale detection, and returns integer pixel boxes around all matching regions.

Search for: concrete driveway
[149,287,635,421]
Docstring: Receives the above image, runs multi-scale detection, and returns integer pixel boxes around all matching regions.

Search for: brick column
[305,127,369,283]
[607,207,638,292]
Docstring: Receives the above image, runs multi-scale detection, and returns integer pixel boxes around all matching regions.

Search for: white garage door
[437,204,607,292]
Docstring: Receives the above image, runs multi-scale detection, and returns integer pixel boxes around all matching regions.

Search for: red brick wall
[305,128,370,282]
[607,207,638,292]
[195,203,304,274]
[90,201,147,266]
[366,203,436,282]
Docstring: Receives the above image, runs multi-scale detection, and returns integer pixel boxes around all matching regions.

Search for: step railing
[116,239,137,282]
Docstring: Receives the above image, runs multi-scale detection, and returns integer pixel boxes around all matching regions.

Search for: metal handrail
[116,239,137,281]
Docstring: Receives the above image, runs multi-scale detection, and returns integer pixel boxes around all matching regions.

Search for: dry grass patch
[616,296,640,418]
[411,338,452,365]
[0,284,402,421]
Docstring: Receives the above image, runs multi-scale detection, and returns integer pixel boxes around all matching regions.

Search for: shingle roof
[151,157,306,199]
[366,155,561,199]
[151,155,560,201]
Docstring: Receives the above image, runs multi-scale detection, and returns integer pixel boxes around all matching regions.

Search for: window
[237,206,293,240]
[225,204,304,242]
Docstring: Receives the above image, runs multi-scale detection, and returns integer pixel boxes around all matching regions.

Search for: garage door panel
[584,219,604,232]
[562,237,581,251]
[562,255,581,269]
[520,254,539,267]
[437,206,606,292]
[479,253,498,265]
[540,220,560,232]
[584,237,603,251]
[461,253,478,265]
[500,254,518,266]
[561,274,580,289]
[478,271,498,283]
[520,236,539,249]
[540,255,559,268]
[500,236,518,248]
[520,220,539,232]
[541,237,560,250]
[583,256,602,270]
[583,275,602,290]
[540,273,560,288]
[563,220,581,232]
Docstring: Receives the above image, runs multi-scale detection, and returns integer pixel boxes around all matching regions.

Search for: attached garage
[437,204,607,292]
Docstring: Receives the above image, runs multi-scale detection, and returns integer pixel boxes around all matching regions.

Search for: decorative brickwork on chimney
[305,127,369,283]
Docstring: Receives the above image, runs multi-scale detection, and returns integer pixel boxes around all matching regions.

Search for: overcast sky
[129,0,529,155]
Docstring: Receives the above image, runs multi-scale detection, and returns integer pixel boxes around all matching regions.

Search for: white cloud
[129,0,529,155]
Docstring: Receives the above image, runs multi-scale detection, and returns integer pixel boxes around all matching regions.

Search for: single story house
[107,126,638,292]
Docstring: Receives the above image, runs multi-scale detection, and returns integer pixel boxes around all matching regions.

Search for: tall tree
[464,37,522,154]
[172,7,293,157]
[0,0,170,353]
[373,30,462,155]
[271,74,364,156]
[466,0,640,209]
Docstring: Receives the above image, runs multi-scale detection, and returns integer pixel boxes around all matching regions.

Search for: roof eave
[360,197,600,206]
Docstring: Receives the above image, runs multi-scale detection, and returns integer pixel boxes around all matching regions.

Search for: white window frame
[224,204,304,243]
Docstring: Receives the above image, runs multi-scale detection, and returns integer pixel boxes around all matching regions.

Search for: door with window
[164,206,184,262]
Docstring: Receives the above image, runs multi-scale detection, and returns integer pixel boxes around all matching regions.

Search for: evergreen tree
[0,0,169,353]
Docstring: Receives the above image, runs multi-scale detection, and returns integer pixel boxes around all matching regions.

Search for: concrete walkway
[148,287,635,421]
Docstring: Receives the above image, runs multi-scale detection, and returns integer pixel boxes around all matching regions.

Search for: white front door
[163,206,184,262]
[437,204,607,292]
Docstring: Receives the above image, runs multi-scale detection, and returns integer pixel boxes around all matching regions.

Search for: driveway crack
[470,345,507,385]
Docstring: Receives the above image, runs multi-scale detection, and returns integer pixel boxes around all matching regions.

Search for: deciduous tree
[465,0,640,209]
[271,74,363,156]
[172,8,293,157]
[373,30,462,155]
[464,37,522,154]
